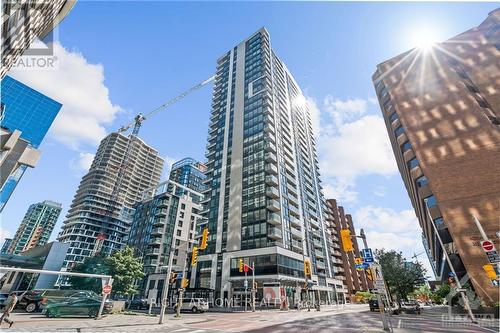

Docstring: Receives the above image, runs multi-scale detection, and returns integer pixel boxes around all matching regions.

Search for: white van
[173,298,209,313]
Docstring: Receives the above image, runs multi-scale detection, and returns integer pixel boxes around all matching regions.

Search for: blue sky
[3,1,498,277]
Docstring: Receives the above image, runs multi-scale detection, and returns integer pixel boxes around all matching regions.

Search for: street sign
[486,251,500,263]
[176,273,183,280]
[356,263,369,270]
[361,248,374,263]
[244,280,248,288]
[370,264,386,292]
[481,240,495,252]
[354,257,363,265]
[480,240,500,263]
[102,284,112,295]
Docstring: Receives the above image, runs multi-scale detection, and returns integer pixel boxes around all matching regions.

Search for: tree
[411,284,432,302]
[105,246,145,297]
[375,249,426,301]
[68,255,110,293]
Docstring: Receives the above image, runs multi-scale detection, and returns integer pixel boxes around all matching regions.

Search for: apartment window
[389,112,399,123]
[394,126,405,137]
[434,217,445,229]
[176,230,182,236]
[424,195,437,208]
[401,141,412,153]
[178,220,183,227]
[416,175,428,187]
[407,157,419,170]
[181,204,186,210]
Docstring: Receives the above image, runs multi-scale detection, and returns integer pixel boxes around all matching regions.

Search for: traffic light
[181,278,189,288]
[304,259,312,277]
[191,246,198,266]
[169,272,178,284]
[483,264,497,279]
[200,228,209,250]
[340,229,354,252]
[239,258,244,273]
[365,268,373,281]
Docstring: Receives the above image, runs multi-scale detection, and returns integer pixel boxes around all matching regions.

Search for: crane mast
[91,75,215,255]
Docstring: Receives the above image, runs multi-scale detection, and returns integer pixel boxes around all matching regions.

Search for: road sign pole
[360,229,391,332]
[97,277,113,320]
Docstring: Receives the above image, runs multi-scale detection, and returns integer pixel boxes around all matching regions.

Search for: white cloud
[355,205,420,235]
[373,186,388,197]
[0,228,11,242]
[318,115,397,181]
[323,181,358,204]
[323,96,368,128]
[69,152,95,174]
[10,41,122,149]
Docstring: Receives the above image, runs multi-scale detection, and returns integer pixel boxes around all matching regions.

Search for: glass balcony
[316,260,326,270]
[290,227,302,239]
[289,216,301,228]
[288,204,300,217]
[315,249,325,258]
[268,227,283,240]
[267,199,280,212]
[151,228,163,235]
[264,152,277,163]
[267,212,281,226]
[153,218,165,227]
[291,239,303,252]
[264,142,277,153]
[266,187,280,199]
[265,175,279,186]
[265,164,278,175]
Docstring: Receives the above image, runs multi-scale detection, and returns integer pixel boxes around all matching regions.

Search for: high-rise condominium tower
[7,200,62,254]
[1,0,76,78]
[57,133,164,269]
[373,9,499,304]
[193,28,342,303]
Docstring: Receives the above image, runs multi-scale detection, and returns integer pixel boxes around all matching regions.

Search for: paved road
[1,304,497,332]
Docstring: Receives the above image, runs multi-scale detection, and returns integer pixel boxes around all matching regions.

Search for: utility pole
[244,267,248,312]
[159,247,175,324]
[424,203,476,323]
[175,242,190,318]
[251,262,256,312]
[358,228,391,332]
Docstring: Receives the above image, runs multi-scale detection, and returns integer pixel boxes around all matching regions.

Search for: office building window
[401,141,412,153]
[416,175,428,187]
[394,126,405,137]
[424,195,437,208]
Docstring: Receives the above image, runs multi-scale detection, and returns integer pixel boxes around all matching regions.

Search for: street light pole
[424,203,476,323]
[251,262,256,312]
[159,247,174,324]
[358,228,391,332]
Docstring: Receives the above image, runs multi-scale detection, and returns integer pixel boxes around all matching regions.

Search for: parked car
[369,299,400,315]
[399,301,421,314]
[43,296,113,318]
[126,298,149,310]
[20,289,109,313]
[173,298,209,313]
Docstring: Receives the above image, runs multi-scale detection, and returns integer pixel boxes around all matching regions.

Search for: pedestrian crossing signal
[181,278,189,288]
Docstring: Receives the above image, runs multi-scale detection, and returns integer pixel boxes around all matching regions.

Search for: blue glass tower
[0,76,62,211]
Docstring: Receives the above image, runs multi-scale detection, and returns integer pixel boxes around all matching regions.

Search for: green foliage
[411,284,432,301]
[68,246,144,297]
[375,249,426,301]
[434,283,451,299]
[105,246,145,297]
[68,255,110,293]
[355,291,375,302]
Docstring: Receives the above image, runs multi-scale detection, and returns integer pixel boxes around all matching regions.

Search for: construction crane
[91,75,215,255]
